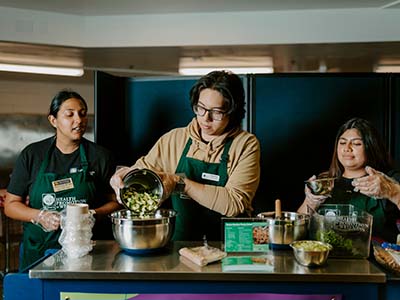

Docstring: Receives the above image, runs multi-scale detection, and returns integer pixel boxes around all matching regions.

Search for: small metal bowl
[120,169,164,213]
[305,177,336,196]
[290,240,332,267]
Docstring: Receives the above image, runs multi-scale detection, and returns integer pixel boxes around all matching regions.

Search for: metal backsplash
[0,114,94,188]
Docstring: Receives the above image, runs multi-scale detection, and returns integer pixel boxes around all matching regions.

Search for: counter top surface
[29,240,386,283]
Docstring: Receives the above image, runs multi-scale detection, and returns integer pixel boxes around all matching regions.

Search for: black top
[7,136,117,239]
[8,136,115,200]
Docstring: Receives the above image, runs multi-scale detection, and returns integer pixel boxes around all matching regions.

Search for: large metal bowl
[257,211,310,246]
[110,209,176,254]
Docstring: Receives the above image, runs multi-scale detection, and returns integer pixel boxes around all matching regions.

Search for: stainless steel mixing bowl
[290,240,332,267]
[110,209,176,254]
[257,211,310,246]
[305,177,336,196]
[120,168,164,213]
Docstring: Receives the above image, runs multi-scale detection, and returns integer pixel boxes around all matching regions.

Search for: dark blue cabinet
[251,74,391,213]
[95,72,197,165]
[126,78,196,160]
[95,72,399,215]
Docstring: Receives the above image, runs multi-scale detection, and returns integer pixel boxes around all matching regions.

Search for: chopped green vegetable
[121,186,159,216]
[292,241,331,251]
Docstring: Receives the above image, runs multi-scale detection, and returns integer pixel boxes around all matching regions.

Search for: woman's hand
[304,187,329,211]
[156,172,180,200]
[33,210,60,232]
[109,166,134,203]
[298,175,329,214]
[352,166,400,201]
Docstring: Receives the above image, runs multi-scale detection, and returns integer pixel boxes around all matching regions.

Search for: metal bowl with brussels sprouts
[120,169,164,216]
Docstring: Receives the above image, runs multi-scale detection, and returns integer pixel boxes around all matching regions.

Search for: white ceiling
[0,0,399,15]
[0,0,400,75]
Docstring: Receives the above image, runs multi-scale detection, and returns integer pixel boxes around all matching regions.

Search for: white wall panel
[0,7,399,47]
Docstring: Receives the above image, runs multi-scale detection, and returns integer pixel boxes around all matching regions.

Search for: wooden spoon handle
[275,199,282,219]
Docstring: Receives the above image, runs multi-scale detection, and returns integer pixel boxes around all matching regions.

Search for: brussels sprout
[121,186,159,216]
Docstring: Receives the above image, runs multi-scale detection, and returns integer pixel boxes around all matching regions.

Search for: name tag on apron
[201,172,220,182]
[52,178,74,192]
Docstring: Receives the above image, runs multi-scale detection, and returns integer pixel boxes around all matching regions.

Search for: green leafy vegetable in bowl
[315,229,362,256]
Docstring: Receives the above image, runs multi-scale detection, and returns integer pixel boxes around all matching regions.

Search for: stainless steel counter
[29,240,385,283]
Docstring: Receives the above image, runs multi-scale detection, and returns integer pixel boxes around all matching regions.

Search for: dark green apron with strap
[172,138,233,241]
[21,142,96,269]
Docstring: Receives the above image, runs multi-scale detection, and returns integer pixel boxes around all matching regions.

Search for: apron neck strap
[38,139,87,175]
[220,138,233,164]
[181,138,193,157]
[79,143,88,167]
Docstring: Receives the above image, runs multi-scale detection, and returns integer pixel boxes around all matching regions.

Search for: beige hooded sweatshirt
[134,118,261,217]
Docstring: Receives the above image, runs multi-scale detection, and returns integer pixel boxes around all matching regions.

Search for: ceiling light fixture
[179,56,273,75]
[179,67,273,75]
[0,63,84,76]
[374,65,400,73]
[380,0,400,9]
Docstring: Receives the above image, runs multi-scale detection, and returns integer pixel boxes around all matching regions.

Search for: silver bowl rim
[256,211,310,225]
[304,177,337,184]
[110,208,177,221]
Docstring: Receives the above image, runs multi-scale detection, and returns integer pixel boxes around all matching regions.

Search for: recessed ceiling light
[374,65,400,73]
[0,63,84,76]
[179,56,273,75]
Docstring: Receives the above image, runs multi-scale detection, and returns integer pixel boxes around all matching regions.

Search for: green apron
[21,142,96,269]
[172,138,233,241]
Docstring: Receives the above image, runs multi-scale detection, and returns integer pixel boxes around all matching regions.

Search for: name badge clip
[52,178,74,192]
[201,172,220,182]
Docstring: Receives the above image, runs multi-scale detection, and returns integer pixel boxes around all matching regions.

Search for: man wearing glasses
[110,71,261,241]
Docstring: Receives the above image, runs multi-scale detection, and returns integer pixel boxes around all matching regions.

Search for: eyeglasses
[193,104,226,121]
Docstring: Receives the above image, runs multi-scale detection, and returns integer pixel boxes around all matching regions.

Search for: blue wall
[95,72,399,214]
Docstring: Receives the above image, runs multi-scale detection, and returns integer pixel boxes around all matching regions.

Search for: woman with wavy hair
[299,118,400,242]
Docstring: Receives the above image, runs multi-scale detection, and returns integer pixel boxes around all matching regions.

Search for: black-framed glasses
[193,104,226,121]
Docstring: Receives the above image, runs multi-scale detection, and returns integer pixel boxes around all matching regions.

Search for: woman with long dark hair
[298,118,400,242]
